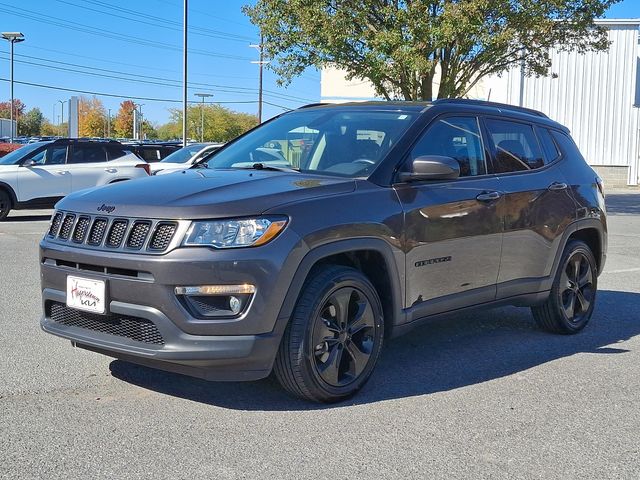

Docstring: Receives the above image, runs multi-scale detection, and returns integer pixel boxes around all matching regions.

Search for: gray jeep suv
[40,99,607,403]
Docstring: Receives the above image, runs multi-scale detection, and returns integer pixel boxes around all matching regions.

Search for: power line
[0,77,295,111]
[54,0,257,43]
[0,3,253,61]
[0,53,315,104]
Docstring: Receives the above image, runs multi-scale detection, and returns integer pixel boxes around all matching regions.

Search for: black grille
[72,216,91,243]
[126,221,151,249]
[87,218,108,245]
[58,214,76,240]
[48,302,164,345]
[106,220,129,248]
[149,222,177,250]
[49,212,63,237]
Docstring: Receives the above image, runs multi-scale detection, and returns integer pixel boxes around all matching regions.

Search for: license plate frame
[66,275,107,315]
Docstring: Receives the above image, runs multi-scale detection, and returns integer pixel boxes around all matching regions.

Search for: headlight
[183,217,287,248]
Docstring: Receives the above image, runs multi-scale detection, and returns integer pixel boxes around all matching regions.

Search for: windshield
[0,142,47,165]
[160,144,205,164]
[204,109,418,177]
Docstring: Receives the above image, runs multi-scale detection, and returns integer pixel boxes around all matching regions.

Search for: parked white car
[0,139,149,220]
[150,143,223,175]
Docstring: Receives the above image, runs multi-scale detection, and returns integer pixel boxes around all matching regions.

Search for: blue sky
[1,0,638,127]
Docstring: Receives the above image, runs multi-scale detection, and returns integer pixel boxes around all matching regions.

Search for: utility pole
[2,32,25,142]
[182,0,188,146]
[250,36,268,124]
[194,93,212,142]
[107,108,111,138]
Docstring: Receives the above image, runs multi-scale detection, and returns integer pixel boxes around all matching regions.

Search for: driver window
[410,116,487,177]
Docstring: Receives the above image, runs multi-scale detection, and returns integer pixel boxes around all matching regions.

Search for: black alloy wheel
[311,287,377,387]
[559,251,594,325]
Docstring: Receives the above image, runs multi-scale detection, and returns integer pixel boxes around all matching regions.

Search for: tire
[274,265,385,403]
[532,240,598,334]
[0,189,12,221]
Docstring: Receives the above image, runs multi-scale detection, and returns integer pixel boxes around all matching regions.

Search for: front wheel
[274,265,385,403]
[0,189,12,221]
[532,240,597,334]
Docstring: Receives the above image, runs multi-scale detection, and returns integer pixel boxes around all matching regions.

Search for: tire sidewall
[0,190,11,221]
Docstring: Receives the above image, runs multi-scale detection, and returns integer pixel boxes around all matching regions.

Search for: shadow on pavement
[110,289,640,410]
[606,193,640,215]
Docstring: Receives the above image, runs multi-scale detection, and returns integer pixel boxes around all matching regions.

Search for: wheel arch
[276,238,405,338]
[0,181,17,205]
[552,219,606,278]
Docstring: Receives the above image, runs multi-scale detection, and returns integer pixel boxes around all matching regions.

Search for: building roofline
[594,18,640,25]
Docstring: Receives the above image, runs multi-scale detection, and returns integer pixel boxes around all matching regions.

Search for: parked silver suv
[39,100,607,402]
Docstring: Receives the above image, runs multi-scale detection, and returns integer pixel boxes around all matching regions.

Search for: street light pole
[2,32,25,143]
[250,36,268,124]
[194,93,212,142]
[58,100,67,135]
[182,0,188,147]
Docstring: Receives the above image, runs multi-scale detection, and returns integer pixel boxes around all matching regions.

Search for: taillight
[595,176,605,198]
[135,163,151,176]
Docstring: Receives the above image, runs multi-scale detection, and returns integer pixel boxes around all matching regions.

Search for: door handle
[548,182,568,191]
[56,171,69,175]
[104,168,118,173]
[476,191,501,202]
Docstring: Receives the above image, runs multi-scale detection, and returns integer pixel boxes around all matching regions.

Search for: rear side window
[410,116,487,177]
[140,148,160,162]
[485,119,544,172]
[107,146,129,160]
[550,130,584,161]
[69,145,108,164]
[537,128,560,164]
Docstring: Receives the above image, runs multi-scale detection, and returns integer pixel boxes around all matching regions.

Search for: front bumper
[39,229,307,381]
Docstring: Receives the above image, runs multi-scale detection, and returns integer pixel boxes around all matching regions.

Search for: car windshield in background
[0,142,46,165]
[204,109,418,177]
[159,144,205,163]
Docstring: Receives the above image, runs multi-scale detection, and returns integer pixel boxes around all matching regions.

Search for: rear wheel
[532,240,597,334]
[274,265,384,403]
[0,189,11,221]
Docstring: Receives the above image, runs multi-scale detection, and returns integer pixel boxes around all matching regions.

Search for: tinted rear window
[485,119,544,172]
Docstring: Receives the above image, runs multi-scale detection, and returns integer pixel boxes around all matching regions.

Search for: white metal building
[320,19,640,186]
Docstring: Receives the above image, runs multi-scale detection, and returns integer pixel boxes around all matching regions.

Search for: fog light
[175,285,255,318]
[229,296,241,314]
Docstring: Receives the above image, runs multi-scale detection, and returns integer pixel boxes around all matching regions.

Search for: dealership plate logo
[66,276,106,314]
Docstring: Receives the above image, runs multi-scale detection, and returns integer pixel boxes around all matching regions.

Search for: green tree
[18,108,45,136]
[244,0,619,100]
[157,105,257,142]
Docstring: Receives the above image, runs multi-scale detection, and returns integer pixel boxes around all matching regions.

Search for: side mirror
[397,155,460,182]
[21,159,37,167]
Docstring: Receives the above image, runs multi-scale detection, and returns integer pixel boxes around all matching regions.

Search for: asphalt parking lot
[1,192,639,479]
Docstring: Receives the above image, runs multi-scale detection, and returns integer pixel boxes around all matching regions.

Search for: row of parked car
[0,138,223,220]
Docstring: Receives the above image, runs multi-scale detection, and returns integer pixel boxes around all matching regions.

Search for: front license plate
[66,276,106,314]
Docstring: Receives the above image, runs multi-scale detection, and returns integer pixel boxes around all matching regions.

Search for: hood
[56,168,356,219]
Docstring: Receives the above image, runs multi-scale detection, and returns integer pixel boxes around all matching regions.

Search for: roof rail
[298,102,329,109]
[433,98,548,118]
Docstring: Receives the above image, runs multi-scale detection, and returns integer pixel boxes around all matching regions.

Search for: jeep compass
[40,100,607,402]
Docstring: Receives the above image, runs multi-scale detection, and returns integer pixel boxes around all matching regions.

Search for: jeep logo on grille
[97,204,116,213]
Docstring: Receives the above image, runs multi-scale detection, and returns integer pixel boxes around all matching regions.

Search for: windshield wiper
[245,163,300,173]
